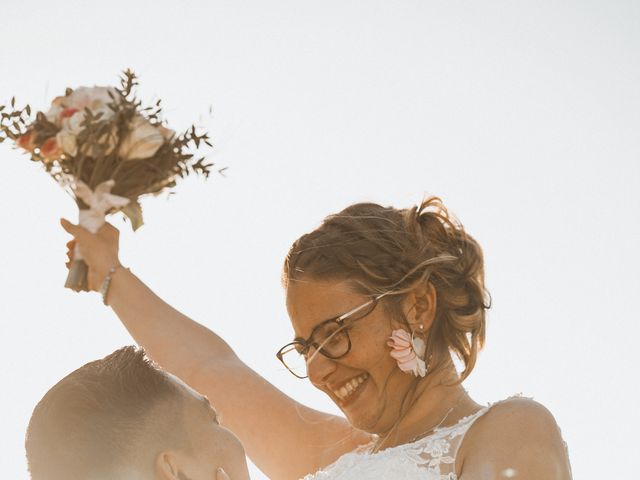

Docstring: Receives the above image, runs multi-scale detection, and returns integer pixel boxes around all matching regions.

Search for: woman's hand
[61,218,122,291]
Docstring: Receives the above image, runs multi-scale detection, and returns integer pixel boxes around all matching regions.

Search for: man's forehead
[163,371,218,417]
[164,371,204,402]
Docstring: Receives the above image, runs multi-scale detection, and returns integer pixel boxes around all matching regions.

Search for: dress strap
[449,407,491,461]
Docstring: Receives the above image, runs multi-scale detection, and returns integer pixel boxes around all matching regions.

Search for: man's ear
[402,281,437,332]
[156,451,182,480]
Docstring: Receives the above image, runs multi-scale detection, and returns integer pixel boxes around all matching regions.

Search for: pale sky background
[1,1,639,479]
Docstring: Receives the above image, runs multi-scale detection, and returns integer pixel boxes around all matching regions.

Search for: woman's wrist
[99,264,127,305]
[93,257,121,286]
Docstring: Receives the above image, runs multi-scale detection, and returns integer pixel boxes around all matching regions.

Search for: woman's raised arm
[61,219,370,480]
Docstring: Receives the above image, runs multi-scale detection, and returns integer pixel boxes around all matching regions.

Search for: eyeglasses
[276,292,390,379]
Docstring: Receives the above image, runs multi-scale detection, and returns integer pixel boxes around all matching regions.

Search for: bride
[62,197,572,480]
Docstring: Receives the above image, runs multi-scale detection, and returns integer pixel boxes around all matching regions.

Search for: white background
[1,1,639,478]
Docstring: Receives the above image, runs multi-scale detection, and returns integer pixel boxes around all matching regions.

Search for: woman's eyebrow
[294,315,339,343]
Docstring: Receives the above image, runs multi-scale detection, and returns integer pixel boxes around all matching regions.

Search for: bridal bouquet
[0,70,216,291]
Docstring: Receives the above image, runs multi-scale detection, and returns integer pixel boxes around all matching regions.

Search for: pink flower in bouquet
[40,137,63,162]
[118,115,174,160]
[60,108,79,119]
[17,131,36,152]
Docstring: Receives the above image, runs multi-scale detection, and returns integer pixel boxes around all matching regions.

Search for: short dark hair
[26,346,188,479]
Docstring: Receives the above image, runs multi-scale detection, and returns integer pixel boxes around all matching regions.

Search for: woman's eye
[321,328,348,348]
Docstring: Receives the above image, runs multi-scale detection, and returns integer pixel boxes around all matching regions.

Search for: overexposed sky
[1,1,639,478]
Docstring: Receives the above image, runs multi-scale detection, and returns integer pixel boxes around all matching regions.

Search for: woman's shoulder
[458,396,571,479]
[467,396,565,447]
[483,396,559,428]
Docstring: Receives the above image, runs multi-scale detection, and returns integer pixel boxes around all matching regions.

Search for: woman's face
[286,278,419,434]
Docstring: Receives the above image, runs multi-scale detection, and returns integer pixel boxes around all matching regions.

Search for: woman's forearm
[106,267,237,382]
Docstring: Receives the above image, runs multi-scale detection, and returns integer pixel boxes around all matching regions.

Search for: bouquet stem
[64,208,98,292]
[65,259,89,292]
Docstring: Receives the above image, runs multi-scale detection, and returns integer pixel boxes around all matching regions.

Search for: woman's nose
[306,346,337,386]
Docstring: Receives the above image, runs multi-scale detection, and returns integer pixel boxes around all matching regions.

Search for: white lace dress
[303,407,490,480]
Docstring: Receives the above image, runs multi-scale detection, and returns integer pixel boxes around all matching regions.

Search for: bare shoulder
[459,397,572,480]
[475,397,560,438]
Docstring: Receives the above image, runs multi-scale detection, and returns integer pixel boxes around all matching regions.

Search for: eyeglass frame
[275,291,391,379]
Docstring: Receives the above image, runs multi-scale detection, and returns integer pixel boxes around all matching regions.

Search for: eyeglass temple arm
[336,292,390,321]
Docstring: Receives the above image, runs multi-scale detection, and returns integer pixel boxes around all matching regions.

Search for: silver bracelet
[99,265,125,306]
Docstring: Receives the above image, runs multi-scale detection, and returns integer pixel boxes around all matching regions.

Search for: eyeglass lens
[280,323,350,377]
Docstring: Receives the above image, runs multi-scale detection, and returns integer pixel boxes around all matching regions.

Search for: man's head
[26,346,248,480]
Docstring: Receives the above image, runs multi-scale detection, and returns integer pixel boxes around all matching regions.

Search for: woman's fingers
[66,238,76,268]
[60,218,78,234]
[61,218,120,246]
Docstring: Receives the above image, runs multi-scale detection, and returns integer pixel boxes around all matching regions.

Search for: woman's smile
[330,372,369,406]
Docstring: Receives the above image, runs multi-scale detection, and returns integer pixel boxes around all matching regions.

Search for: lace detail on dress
[302,407,490,480]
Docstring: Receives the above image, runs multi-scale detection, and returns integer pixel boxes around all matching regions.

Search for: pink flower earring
[388,328,427,377]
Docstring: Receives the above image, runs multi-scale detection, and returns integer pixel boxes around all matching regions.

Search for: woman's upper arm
[190,356,371,480]
[460,398,572,480]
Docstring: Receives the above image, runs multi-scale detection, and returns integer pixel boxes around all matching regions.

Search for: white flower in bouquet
[47,86,120,157]
[45,86,118,126]
[118,115,174,161]
[55,113,83,156]
[55,116,118,158]
[55,130,77,156]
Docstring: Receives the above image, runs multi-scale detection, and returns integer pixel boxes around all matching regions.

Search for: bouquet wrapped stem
[64,210,95,292]
[63,179,130,291]
[65,257,89,292]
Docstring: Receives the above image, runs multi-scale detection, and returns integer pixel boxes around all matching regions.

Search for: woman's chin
[342,401,383,434]
[340,385,397,435]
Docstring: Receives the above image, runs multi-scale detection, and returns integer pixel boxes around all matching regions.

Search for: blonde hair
[283,196,489,382]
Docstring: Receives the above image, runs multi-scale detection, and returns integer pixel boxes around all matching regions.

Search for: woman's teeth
[333,373,368,400]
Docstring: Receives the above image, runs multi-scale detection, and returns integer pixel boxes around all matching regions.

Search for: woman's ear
[403,281,437,332]
[156,451,181,479]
